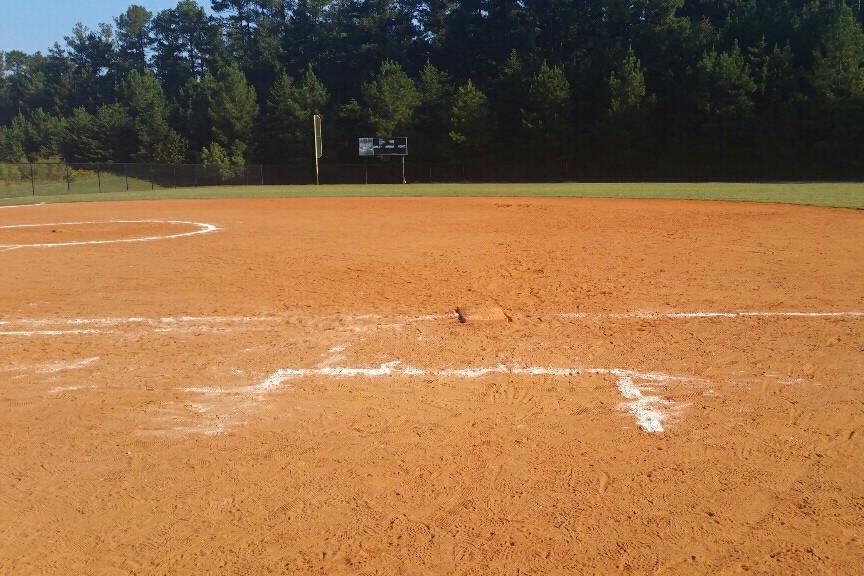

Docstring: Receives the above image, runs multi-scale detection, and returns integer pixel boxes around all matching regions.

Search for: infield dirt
[1,197,863,575]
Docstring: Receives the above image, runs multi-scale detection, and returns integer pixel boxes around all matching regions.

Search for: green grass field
[1,182,863,210]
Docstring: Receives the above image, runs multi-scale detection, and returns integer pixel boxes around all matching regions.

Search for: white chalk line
[0,313,455,337]
[0,313,451,328]
[49,385,97,394]
[2,308,860,338]
[0,219,218,249]
[0,315,282,334]
[557,310,864,320]
[244,362,697,388]
[186,361,698,433]
[0,329,100,336]
[1,308,860,334]
[0,310,864,336]
[0,356,102,395]
[0,315,281,326]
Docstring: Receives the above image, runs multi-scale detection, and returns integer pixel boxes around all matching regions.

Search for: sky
[0,0,213,55]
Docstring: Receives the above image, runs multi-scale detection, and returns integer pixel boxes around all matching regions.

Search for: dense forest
[1,0,864,180]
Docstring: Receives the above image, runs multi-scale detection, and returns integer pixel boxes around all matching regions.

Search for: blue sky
[1,1,213,55]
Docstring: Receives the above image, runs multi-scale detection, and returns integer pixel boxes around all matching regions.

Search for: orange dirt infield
[1,197,863,575]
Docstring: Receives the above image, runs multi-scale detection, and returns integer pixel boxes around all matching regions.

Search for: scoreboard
[359,137,408,156]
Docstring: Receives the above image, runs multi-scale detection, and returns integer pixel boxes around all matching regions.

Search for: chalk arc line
[0,219,218,248]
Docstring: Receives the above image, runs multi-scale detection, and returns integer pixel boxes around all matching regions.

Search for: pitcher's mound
[456,303,511,323]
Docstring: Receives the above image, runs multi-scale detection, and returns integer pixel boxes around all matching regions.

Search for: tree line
[1,0,863,180]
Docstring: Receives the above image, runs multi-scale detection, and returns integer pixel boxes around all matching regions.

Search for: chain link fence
[0,162,267,198]
[1,159,582,199]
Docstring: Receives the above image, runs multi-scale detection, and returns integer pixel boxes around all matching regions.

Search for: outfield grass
[1,182,862,210]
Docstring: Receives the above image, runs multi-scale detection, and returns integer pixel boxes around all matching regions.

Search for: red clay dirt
[1,197,863,575]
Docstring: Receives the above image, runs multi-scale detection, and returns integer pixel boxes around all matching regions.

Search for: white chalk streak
[615,376,670,432]
[39,357,100,372]
[49,385,90,393]
[438,364,509,378]
[616,376,642,399]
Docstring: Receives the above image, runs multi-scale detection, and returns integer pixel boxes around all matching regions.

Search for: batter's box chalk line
[188,361,701,433]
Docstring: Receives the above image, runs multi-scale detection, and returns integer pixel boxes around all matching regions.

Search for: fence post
[29,161,35,196]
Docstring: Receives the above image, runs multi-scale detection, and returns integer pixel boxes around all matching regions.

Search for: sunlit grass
[1,182,862,209]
